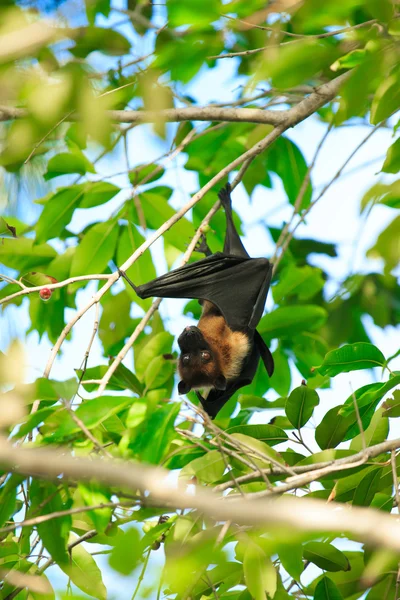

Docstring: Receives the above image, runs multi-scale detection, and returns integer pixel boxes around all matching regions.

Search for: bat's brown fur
[198,301,250,381]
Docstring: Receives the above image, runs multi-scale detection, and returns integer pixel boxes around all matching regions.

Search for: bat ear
[178,380,192,395]
[214,375,227,391]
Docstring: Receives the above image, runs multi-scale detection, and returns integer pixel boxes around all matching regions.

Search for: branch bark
[1,438,400,552]
[0,72,351,126]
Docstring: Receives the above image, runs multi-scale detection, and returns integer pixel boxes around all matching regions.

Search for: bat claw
[194,233,211,256]
[118,268,138,292]
[218,183,232,209]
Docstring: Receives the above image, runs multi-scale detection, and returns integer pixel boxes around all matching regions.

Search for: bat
[119,183,274,418]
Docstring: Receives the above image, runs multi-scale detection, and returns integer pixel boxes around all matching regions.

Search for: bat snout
[178,325,205,351]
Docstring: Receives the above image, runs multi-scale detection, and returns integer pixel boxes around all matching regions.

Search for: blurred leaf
[135,332,174,380]
[243,542,277,600]
[71,26,131,58]
[304,542,351,572]
[267,136,312,208]
[144,355,174,390]
[227,424,288,446]
[181,450,225,483]
[371,72,400,124]
[352,467,381,506]
[383,389,400,417]
[367,215,400,273]
[129,164,165,186]
[273,264,324,303]
[318,342,386,376]
[361,180,400,212]
[168,0,221,28]
[108,528,142,575]
[133,403,180,464]
[71,220,118,276]
[0,238,56,270]
[44,151,95,180]
[285,385,320,429]
[61,534,107,599]
[314,576,344,600]
[117,223,157,310]
[31,481,70,566]
[381,137,400,173]
[269,345,291,396]
[78,483,111,533]
[259,305,327,339]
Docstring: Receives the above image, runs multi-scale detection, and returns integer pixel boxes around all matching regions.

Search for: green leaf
[267,136,312,208]
[270,345,291,397]
[44,151,95,180]
[259,305,327,338]
[367,215,400,273]
[304,542,351,573]
[117,219,157,311]
[0,475,18,527]
[144,355,174,390]
[243,543,277,600]
[134,403,180,464]
[31,481,70,565]
[331,48,367,71]
[108,528,142,575]
[78,483,111,533]
[350,408,389,450]
[181,450,225,484]
[75,396,131,430]
[318,343,386,376]
[371,73,400,124]
[273,264,324,303]
[277,543,304,581]
[61,534,107,600]
[227,424,288,446]
[70,220,119,276]
[137,188,194,252]
[129,163,165,186]
[71,26,131,58]
[285,385,320,429]
[382,138,400,173]
[0,238,56,271]
[383,389,400,417]
[168,0,221,28]
[361,180,400,212]
[135,332,174,380]
[20,271,58,287]
[315,406,353,450]
[80,364,143,395]
[314,576,344,600]
[35,187,85,243]
[353,467,382,506]
[79,181,120,208]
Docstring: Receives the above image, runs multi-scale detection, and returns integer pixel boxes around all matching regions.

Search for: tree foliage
[0,0,400,599]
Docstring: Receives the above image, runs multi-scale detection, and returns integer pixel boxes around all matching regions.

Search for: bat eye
[201,351,211,362]
[182,354,190,365]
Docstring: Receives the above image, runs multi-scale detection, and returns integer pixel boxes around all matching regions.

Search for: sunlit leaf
[318,343,386,376]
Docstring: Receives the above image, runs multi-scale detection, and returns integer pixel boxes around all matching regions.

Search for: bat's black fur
[119,184,274,418]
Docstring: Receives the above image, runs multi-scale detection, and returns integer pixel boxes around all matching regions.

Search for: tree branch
[0,72,351,127]
[1,438,400,552]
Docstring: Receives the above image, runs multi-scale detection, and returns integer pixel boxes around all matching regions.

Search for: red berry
[39,288,52,301]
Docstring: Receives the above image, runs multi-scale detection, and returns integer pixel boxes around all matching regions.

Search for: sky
[1,4,400,599]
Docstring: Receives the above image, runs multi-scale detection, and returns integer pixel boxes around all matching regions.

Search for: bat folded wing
[135,252,272,331]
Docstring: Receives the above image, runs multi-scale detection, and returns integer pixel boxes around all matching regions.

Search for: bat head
[177,325,227,395]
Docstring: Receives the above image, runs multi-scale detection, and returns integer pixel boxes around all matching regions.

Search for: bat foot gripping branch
[118,268,138,293]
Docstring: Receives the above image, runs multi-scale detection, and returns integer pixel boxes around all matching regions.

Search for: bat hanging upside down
[119,183,274,418]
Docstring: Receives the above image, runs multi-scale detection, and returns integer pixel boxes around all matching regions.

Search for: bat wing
[135,252,273,331]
